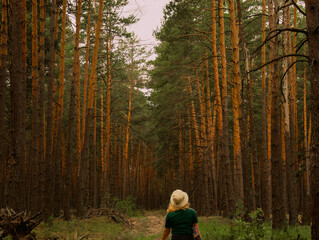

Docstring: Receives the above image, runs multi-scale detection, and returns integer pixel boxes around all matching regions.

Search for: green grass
[198,216,311,240]
[31,212,311,240]
[33,217,127,239]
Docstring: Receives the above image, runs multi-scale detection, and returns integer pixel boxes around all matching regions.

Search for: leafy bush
[230,208,268,240]
[102,194,138,217]
[114,196,137,217]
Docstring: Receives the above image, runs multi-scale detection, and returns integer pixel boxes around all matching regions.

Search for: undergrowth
[31,205,311,240]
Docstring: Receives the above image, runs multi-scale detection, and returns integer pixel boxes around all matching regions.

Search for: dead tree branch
[249,54,310,73]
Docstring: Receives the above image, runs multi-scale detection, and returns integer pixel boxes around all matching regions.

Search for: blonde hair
[167,203,190,213]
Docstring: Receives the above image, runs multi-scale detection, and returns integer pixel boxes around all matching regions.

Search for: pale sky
[125,0,170,49]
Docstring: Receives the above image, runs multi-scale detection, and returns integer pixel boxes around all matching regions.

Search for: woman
[161,189,201,240]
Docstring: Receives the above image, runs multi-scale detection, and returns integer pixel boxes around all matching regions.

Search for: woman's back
[165,208,198,235]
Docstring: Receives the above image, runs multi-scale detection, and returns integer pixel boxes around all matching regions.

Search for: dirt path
[130,211,166,237]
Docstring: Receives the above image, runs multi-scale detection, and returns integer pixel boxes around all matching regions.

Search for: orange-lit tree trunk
[292,5,298,171]
[187,75,202,211]
[212,0,234,216]
[79,0,104,216]
[205,53,218,214]
[218,0,233,216]
[260,0,271,220]
[0,0,8,208]
[228,0,243,205]
[64,0,82,220]
[236,0,253,213]
[267,0,274,219]
[52,0,67,217]
[79,6,92,196]
[81,5,91,149]
[304,1,319,238]
[269,0,285,229]
[123,46,134,199]
[30,0,39,212]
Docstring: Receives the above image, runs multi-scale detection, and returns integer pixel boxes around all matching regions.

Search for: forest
[0,0,319,239]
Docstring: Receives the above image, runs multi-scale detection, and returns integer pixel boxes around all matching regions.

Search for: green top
[164,208,198,235]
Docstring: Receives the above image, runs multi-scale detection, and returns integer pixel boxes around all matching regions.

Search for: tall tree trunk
[218,0,233,217]
[7,0,26,211]
[106,37,112,197]
[286,2,299,225]
[187,106,194,181]
[269,0,285,229]
[45,0,57,218]
[79,0,104,216]
[79,6,92,204]
[260,0,271,220]
[64,0,82,220]
[81,4,91,150]
[53,0,67,216]
[0,0,8,209]
[92,88,97,206]
[303,48,311,223]
[267,0,274,220]
[228,0,243,206]
[30,0,39,212]
[196,65,208,214]
[212,0,234,216]
[304,1,319,238]
[205,53,218,215]
[282,2,290,219]
[287,10,299,225]
[187,75,202,212]
[123,46,134,200]
[236,0,253,214]
[38,0,46,212]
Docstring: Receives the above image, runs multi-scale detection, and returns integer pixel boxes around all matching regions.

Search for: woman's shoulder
[187,208,198,215]
[188,208,196,212]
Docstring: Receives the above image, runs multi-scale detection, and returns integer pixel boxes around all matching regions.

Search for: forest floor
[130,210,166,237]
[33,210,167,239]
[32,209,311,240]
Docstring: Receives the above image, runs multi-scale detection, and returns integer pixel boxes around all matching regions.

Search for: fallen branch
[0,208,44,240]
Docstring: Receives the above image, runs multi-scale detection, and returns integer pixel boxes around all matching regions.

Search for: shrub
[114,196,137,217]
[230,208,267,240]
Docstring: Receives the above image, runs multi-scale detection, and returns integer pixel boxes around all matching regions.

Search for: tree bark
[269,0,285,229]
[0,0,8,209]
[106,36,112,197]
[228,0,243,207]
[205,53,218,215]
[64,0,82,221]
[7,0,27,211]
[261,0,271,220]
[45,0,57,218]
[236,0,253,215]
[304,1,319,239]
[79,0,104,216]
[30,0,39,212]
[212,0,234,216]
[38,0,46,212]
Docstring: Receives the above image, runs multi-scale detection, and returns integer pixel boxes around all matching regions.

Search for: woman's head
[167,189,189,212]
